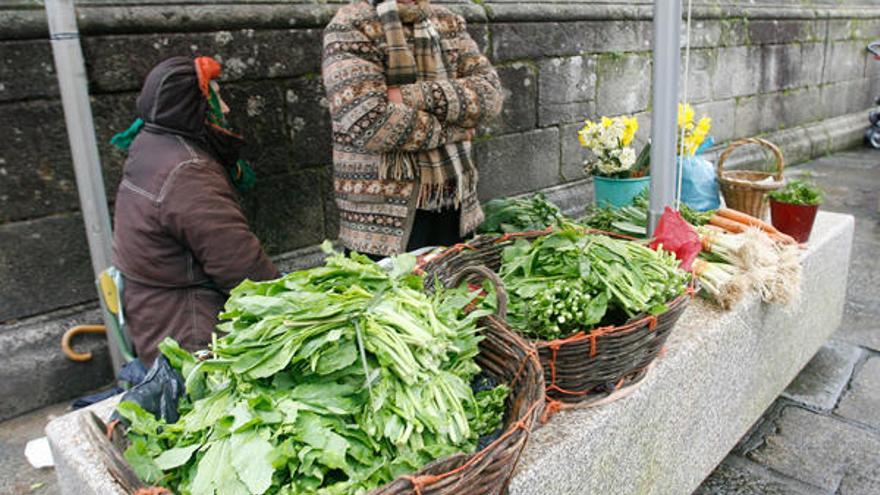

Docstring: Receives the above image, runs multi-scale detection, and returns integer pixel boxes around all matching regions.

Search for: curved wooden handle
[61,324,106,362]
[451,265,508,320]
[716,137,785,181]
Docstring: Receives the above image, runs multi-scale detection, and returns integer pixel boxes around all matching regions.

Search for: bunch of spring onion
[696,225,802,308]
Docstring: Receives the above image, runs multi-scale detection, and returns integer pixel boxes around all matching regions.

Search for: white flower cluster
[578,116,639,178]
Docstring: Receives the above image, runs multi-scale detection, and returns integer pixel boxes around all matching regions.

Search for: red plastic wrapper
[649,207,701,271]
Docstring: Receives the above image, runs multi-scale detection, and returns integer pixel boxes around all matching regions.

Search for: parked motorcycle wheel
[865,128,880,149]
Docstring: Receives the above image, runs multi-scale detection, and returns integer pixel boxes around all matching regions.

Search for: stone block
[760,43,825,93]
[780,87,823,129]
[823,41,868,84]
[686,19,723,49]
[284,75,333,168]
[733,95,767,139]
[718,17,750,47]
[747,19,822,45]
[0,39,57,102]
[0,214,95,322]
[695,456,826,495]
[321,165,340,241]
[680,49,714,104]
[834,356,880,429]
[466,24,490,57]
[0,306,112,421]
[560,122,586,183]
[781,340,863,411]
[82,28,324,92]
[595,53,651,116]
[537,55,596,126]
[694,99,736,144]
[490,20,649,62]
[746,405,880,492]
[820,79,873,120]
[486,63,537,135]
[0,100,79,223]
[475,127,560,200]
[241,169,327,255]
[712,46,762,100]
[223,80,298,176]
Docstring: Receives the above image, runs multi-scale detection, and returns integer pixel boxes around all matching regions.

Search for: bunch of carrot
[707,208,796,245]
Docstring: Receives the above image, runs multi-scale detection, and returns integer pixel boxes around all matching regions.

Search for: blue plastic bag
[677,137,720,211]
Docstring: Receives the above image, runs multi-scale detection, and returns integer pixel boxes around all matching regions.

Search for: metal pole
[46,0,125,372]
[648,0,682,236]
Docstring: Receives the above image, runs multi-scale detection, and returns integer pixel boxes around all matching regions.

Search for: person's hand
[387,87,403,104]
[465,128,475,140]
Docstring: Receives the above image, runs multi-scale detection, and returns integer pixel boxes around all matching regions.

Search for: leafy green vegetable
[497,228,689,340]
[478,193,567,234]
[768,178,824,206]
[581,189,713,237]
[119,250,508,495]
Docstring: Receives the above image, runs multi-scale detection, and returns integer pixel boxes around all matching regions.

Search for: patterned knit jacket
[323,0,503,256]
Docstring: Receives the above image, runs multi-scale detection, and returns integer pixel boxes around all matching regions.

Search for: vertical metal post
[648,0,682,236]
[46,0,124,373]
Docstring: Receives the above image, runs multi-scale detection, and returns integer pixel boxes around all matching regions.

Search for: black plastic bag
[72,359,148,410]
[110,355,185,424]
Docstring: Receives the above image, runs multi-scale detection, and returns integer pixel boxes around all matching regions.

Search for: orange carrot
[709,215,747,233]
[716,208,780,234]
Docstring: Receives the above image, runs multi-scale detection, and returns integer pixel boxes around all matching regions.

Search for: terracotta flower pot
[769,199,820,243]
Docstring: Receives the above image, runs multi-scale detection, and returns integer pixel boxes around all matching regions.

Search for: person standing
[323,0,503,257]
[111,56,279,365]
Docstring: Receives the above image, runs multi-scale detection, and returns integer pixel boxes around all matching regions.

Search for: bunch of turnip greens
[498,229,689,340]
[116,245,509,495]
[477,193,568,234]
[581,189,714,237]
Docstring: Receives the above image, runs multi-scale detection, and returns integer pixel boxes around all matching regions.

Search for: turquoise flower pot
[593,176,651,208]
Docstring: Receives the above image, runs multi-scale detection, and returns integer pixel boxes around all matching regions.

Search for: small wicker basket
[717,137,785,218]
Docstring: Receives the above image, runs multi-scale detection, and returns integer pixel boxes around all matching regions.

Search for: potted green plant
[767,177,824,243]
[578,115,649,207]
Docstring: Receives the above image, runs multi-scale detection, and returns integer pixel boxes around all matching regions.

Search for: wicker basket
[99,265,544,495]
[375,266,544,495]
[416,232,691,409]
[717,137,785,218]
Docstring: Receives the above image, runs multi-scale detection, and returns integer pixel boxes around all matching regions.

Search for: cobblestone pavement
[1,148,877,495]
[696,147,880,495]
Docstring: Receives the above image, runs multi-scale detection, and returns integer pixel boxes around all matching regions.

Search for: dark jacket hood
[136,56,207,137]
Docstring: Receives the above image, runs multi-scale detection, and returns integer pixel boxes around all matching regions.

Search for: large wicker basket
[96,266,544,495]
[416,231,691,411]
[717,137,785,218]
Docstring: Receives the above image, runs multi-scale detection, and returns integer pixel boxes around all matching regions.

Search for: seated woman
[111,56,278,365]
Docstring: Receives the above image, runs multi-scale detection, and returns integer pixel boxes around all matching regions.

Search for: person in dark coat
[111,56,279,365]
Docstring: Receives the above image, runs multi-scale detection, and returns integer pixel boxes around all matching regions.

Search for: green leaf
[230,430,276,495]
[154,444,201,470]
[124,437,164,484]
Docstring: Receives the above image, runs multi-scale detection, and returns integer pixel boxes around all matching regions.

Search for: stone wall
[0,0,879,416]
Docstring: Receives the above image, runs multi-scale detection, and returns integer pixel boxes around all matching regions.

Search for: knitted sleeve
[322,10,471,153]
[398,14,503,129]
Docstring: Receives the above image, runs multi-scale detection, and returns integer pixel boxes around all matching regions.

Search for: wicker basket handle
[716,137,784,181]
[451,265,508,320]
